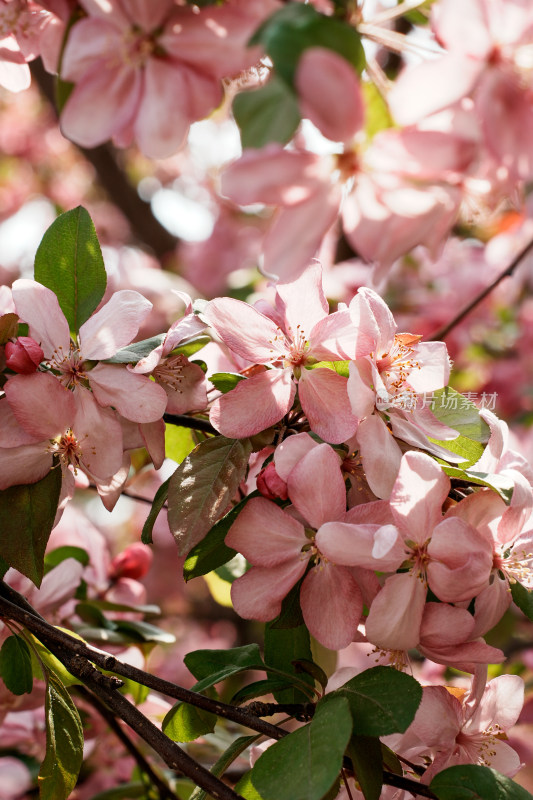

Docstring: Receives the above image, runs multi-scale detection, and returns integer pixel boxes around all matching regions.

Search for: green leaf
[236,771,264,800]
[88,783,148,800]
[183,495,259,581]
[441,466,514,504]
[293,659,328,691]
[251,695,353,800]
[231,679,296,705]
[264,622,314,703]
[190,735,261,800]
[429,765,533,799]
[105,334,165,364]
[38,672,84,800]
[165,425,196,464]
[0,467,62,587]
[251,3,365,86]
[362,81,394,140]
[185,644,265,693]
[209,372,246,394]
[28,634,79,688]
[44,546,89,575]
[308,361,350,378]
[0,635,33,695]
[34,206,106,335]
[167,436,252,556]
[233,76,301,149]
[171,335,211,359]
[113,620,176,645]
[333,666,422,736]
[347,736,383,800]
[511,580,533,621]
[141,477,169,544]
[432,434,485,467]
[163,701,217,742]
[430,388,490,443]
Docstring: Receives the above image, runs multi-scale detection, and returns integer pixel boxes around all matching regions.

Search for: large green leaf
[430,765,533,799]
[347,736,383,800]
[233,76,301,149]
[0,467,62,586]
[332,666,422,736]
[264,621,314,703]
[167,436,252,556]
[251,3,365,87]
[165,425,196,464]
[185,644,265,693]
[250,695,353,800]
[38,671,84,800]
[0,635,33,695]
[442,466,514,504]
[430,388,490,444]
[34,206,106,335]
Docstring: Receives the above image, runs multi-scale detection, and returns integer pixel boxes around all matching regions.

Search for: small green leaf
[167,436,252,556]
[0,467,62,587]
[34,207,106,335]
[209,372,246,394]
[429,765,533,799]
[141,477,169,544]
[233,76,301,149]
[163,701,217,742]
[264,621,314,703]
[0,635,33,695]
[105,334,165,364]
[44,546,89,575]
[231,679,296,705]
[165,425,196,464]
[28,634,79,688]
[251,695,353,800]
[333,666,422,736]
[430,388,490,444]
[347,736,383,800]
[171,335,211,358]
[113,620,175,644]
[190,735,261,800]
[432,434,485,467]
[308,361,350,377]
[251,3,365,86]
[511,580,533,621]
[441,466,514,504]
[38,672,84,800]
[236,771,264,800]
[185,644,265,693]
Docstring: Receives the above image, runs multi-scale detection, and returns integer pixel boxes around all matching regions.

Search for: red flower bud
[109,543,153,580]
[256,462,288,501]
[5,337,44,374]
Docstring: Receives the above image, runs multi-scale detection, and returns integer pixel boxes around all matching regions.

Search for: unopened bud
[257,462,288,501]
[110,543,153,580]
[5,337,44,374]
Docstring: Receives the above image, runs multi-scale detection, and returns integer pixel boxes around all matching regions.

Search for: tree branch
[163,413,217,434]
[429,233,533,341]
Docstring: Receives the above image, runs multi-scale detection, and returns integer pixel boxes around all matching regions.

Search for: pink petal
[210,368,295,439]
[309,308,365,361]
[287,443,346,528]
[365,571,426,651]
[296,47,364,143]
[298,368,358,444]
[140,419,166,470]
[406,341,451,393]
[0,398,42,447]
[316,521,403,571]
[204,297,284,363]
[301,564,363,650]
[61,62,142,149]
[274,432,319,482]
[390,451,450,544]
[471,576,512,638]
[89,363,168,423]
[162,360,208,416]
[4,372,74,439]
[226,497,307,566]
[231,559,308,622]
[356,415,402,499]
[95,456,131,511]
[347,360,376,420]
[60,17,123,81]
[0,443,52,490]
[73,388,124,480]
[80,290,153,360]
[275,262,328,339]
[11,279,70,357]
[427,517,493,603]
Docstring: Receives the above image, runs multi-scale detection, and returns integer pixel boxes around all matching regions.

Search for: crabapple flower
[131,291,207,415]
[59,0,277,157]
[11,278,167,424]
[226,443,367,650]
[204,264,365,443]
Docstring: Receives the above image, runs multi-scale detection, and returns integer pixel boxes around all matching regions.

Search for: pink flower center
[48,428,85,472]
[120,27,157,69]
[376,333,422,397]
[153,354,186,393]
[48,344,87,390]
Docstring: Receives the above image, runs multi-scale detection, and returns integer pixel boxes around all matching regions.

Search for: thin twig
[163,413,217,435]
[429,234,533,341]
[76,685,180,800]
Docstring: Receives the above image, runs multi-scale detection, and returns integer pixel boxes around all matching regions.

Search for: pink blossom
[204,264,363,443]
[59,0,277,157]
[226,443,366,650]
[11,278,168,424]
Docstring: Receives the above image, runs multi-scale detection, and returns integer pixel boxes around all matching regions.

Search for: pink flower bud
[256,462,288,501]
[5,337,44,374]
[110,543,153,580]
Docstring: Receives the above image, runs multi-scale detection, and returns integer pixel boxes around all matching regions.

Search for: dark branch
[163,413,217,434]
[429,234,533,341]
